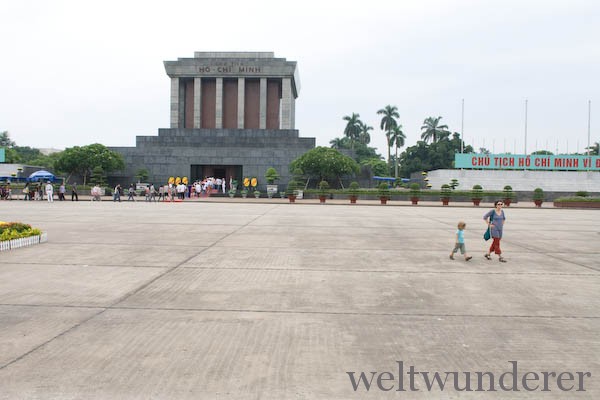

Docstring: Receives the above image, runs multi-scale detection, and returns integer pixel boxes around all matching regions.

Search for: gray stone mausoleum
[109,52,315,189]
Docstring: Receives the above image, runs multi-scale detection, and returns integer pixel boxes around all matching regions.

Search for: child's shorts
[452,243,466,254]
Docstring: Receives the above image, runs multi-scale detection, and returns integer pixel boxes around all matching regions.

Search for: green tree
[358,121,373,145]
[90,166,107,186]
[420,116,449,143]
[361,158,388,177]
[54,143,125,185]
[2,148,19,163]
[329,137,346,149]
[586,142,599,156]
[531,150,553,155]
[328,136,383,164]
[290,147,359,184]
[0,131,19,163]
[12,146,42,163]
[342,113,362,150]
[398,133,473,177]
[389,125,406,179]
[28,152,62,171]
[135,168,150,182]
[377,105,399,171]
[0,131,15,148]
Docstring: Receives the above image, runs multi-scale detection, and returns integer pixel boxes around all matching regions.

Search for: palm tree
[420,116,449,143]
[329,137,346,149]
[377,105,399,170]
[358,121,373,145]
[389,125,406,179]
[343,113,362,150]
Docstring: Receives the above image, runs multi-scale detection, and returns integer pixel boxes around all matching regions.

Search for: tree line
[1,131,124,185]
[331,105,473,178]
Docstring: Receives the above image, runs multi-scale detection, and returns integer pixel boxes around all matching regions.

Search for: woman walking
[484,200,507,262]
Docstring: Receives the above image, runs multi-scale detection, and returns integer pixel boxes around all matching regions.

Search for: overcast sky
[1,0,598,157]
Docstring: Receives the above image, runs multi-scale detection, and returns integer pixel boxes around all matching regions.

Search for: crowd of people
[1,181,77,201]
[109,177,229,202]
[1,176,230,203]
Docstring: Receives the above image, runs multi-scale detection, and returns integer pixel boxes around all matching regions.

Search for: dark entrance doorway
[190,165,242,185]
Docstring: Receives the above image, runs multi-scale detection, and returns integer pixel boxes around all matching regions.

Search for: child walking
[450,221,472,261]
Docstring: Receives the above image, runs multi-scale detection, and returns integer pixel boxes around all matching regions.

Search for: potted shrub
[254,190,261,199]
[348,181,359,204]
[318,180,329,203]
[286,180,297,203]
[440,184,451,206]
[503,185,514,206]
[265,167,279,198]
[291,168,305,199]
[409,183,421,205]
[228,189,236,198]
[471,184,483,206]
[241,188,248,198]
[378,182,390,205]
[449,179,459,190]
[533,187,544,207]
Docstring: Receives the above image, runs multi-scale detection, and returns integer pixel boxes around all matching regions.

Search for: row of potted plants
[283,182,550,207]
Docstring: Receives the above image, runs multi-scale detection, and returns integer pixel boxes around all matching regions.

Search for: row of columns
[170,77,295,130]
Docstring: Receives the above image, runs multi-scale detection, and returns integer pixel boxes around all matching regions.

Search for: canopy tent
[27,170,57,182]
[373,176,396,181]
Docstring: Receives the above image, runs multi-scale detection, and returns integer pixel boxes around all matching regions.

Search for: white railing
[0,233,47,252]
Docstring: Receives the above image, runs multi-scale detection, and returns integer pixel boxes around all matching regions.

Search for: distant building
[109,52,315,188]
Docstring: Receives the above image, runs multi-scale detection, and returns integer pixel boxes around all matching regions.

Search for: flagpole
[461,98,464,153]
[587,100,592,156]
[524,98,528,155]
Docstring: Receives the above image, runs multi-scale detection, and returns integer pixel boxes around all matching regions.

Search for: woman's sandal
[499,257,507,263]
[484,254,491,260]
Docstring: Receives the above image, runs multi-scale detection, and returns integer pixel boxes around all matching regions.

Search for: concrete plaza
[0,200,598,399]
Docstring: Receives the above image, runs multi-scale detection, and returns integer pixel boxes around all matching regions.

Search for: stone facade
[165,52,299,130]
[108,52,313,189]
[424,169,600,192]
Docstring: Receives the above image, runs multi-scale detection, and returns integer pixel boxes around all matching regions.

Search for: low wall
[424,170,599,192]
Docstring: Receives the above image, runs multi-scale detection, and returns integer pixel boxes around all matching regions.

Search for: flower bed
[0,222,47,252]
[553,197,600,209]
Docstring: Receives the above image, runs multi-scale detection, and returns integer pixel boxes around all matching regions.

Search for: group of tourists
[110,177,229,203]
[1,181,79,202]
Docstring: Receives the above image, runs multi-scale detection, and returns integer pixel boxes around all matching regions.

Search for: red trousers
[489,238,502,255]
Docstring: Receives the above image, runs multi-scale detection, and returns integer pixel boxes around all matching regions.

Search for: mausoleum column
[170,77,180,128]
[193,78,202,129]
[237,77,245,128]
[178,80,186,128]
[215,78,223,129]
[259,78,267,129]
[281,78,294,129]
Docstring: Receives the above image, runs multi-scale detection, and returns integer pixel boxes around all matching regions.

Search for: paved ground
[0,199,598,399]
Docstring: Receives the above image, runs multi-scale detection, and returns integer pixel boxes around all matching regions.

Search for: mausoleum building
[109,52,314,188]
